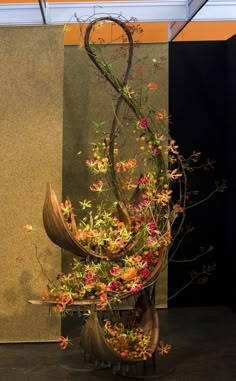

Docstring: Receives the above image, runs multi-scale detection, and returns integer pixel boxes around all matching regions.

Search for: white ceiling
[0,1,236,40]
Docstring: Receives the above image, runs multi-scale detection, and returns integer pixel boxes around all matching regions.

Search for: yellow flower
[95,21,104,30]
[63,25,71,33]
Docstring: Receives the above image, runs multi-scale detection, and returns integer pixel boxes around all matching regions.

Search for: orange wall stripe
[64,21,236,44]
[174,21,236,41]
[64,22,169,44]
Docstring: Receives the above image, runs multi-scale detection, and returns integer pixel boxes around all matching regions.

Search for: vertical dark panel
[169,41,228,307]
[226,35,236,311]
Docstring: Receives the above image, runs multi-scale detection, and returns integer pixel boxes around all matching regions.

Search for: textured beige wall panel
[0,26,64,342]
[63,43,168,308]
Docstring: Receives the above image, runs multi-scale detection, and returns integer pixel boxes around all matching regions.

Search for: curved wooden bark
[80,291,159,364]
[43,183,107,258]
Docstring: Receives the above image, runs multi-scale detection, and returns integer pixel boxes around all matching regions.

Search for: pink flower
[168,169,182,180]
[152,146,160,156]
[107,283,114,291]
[113,281,121,289]
[137,176,149,185]
[139,268,149,278]
[135,197,150,210]
[131,284,144,294]
[147,221,156,234]
[83,272,97,284]
[107,281,121,291]
[147,237,157,246]
[142,255,150,265]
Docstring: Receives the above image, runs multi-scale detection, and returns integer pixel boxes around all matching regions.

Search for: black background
[168,36,236,310]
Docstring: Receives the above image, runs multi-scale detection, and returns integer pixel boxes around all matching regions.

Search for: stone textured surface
[0,25,64,342]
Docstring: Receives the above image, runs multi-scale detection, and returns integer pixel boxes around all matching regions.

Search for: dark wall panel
[226,35,236,311]
[169,40,229,307]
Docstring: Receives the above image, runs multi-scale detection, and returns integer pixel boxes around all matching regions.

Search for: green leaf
[92,43,103,54]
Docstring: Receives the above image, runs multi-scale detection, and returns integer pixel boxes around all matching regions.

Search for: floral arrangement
[42,18,182,312]
[26,16,225,366]
[58,325,172,360]
[103,321,152,360]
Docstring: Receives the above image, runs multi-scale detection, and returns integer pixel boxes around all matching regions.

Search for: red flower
[137,176,149,185]
[130,284,143,294]
[138,118,148,129]
[83,272,98,284]
[139,268,149,278]
[157,341,172,355]
[147,82,158,90]
[113,281,121,289]
[107,283,114,291]
[107,281,121,291]
[58,336,70,350]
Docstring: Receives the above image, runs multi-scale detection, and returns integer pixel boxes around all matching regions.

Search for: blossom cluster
[43,248,161,310]
[103,321,152,360]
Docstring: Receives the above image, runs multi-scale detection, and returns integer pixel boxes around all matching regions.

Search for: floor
[1,306,236,381]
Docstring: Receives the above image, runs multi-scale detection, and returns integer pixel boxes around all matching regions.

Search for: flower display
[27,16,224,367]
[36,17,180,362]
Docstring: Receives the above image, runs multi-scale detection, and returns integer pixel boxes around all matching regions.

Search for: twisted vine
[84,17,187,256]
